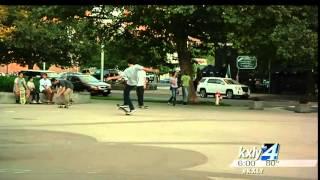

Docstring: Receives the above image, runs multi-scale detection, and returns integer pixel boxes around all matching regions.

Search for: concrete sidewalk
[0,101,317,180]
[107,90,318,109]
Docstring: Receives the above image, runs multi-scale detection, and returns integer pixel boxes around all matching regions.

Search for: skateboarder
[51,78,74,108]
[13,72,28,104]
[107,58,159,114]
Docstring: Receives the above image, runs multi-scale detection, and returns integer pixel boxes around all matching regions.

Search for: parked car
[20,70,59,79]
[93,69,120,81]
[58,72,83,79]
[196,77,250,99]
[59,74,111,96]
[159,78,170,84]
[146,73,156,83]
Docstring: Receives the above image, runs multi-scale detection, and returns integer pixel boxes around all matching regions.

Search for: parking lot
[0,100,317,180]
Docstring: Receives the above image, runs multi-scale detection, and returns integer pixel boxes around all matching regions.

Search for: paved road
[108,89,318,108]
[0,101,317,180]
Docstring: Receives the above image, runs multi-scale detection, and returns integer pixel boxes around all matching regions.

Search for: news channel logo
[230,143,317,175]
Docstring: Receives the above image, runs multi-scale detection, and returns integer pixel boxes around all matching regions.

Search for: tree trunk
[27,61,34,70]
[305,69,315,98]
[174,35,198,103]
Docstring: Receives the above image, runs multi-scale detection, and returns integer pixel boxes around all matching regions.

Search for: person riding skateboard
[107,58,159,114]
[51,78,74,107]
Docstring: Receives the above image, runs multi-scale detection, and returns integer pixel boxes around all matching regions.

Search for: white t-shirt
[27,81,35,90]
[170,77,178,88]
[122,64,144,86]
[137,70,146,87]
[39,78,52,92]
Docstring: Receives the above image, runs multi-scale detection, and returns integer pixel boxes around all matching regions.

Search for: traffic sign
[236,56,257,69]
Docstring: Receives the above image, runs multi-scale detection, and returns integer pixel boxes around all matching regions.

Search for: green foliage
[0,76,15,92]
[223,6,318,69]
[0,5,99,68]
[0,76,40,92]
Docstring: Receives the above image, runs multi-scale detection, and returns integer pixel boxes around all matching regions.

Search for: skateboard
[19,87,26,104]
[58,105,69,108]
[116,104,130,115]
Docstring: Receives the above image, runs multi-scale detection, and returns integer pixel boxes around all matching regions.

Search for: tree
[106,6,231,103]
[223,5,318,95]
[0,5,99,69]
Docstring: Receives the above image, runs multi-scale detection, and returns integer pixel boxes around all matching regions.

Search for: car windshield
[224,79,240,84]
[47,72,59,78]
[79,75,100,83]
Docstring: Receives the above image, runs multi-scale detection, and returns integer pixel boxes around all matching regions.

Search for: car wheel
[226,90,233,99]
[200,89,207,98]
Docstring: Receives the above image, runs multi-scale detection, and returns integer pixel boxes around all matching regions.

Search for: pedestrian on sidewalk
[168,71,178,106]
[181,71,191,105]
[107,58,159,114]
[136,69,148,109]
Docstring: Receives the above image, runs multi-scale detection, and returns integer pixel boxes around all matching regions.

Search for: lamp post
[100,44,105,81]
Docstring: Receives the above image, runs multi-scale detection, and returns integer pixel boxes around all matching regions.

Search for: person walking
[107,58,158,114]
[136,69,148,109]
[181,71,191,105]
[167,71,178,106]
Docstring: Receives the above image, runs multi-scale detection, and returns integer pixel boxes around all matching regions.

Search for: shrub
[0,76,15,92]
[0,76,40,92]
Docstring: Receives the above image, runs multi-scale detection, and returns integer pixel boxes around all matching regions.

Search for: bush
[0,76,40,92]
[0,76,15,92]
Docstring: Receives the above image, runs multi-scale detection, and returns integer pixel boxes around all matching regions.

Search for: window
[70,76,80,82]
[200,78,206,83]
[224,79,239,84]
[208,79,217,84]
[216,79,224,85]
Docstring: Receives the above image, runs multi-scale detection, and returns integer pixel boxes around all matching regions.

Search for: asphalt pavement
[0,101,317,180]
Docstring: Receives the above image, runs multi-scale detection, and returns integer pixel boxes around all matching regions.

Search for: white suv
[196,77,250,99]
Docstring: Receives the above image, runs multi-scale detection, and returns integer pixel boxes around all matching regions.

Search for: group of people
[13,72,74,106]
[168,71,191,106]
[13,59,193,111]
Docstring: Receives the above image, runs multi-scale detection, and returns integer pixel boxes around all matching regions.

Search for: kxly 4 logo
[239,143,280,161]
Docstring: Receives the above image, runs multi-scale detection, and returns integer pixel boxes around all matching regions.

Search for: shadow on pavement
[0,129,312,180]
